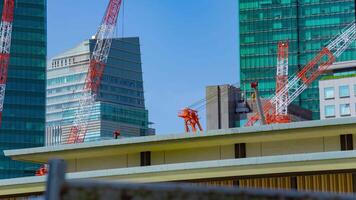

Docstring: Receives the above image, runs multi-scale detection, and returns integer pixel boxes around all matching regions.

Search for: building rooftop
[5,117,356,163]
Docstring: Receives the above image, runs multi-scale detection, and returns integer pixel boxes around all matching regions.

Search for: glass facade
[46,38,149,144]
[240,0,356,119]
[0,0,46,179]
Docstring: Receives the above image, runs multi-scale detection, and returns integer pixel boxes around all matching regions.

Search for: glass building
[0,0,46,179]
[46,37,151,145]
[240,0,356,119]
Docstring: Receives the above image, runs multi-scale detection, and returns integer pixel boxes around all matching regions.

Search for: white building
[46,38,151,145]
[319,60,356,119]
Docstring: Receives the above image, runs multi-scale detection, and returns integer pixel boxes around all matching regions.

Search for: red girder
[0,53,9,84]
[2,0,14,23]
[297,47,335,85]
[85,59,105,94]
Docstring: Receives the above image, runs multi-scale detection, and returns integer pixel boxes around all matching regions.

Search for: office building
[240,0,356,119]
[46,37,150,145]
[0,0,46,179]
[319,60,356,119]
[3,118,356,197]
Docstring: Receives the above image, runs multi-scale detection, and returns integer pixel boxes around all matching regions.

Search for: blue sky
[48,0,239,134]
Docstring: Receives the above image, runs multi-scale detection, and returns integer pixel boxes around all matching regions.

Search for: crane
[178,108,203,133]
[275,41,290,123]
[0,0,14,126]
[67,0,123,144]
[245,21,356,127]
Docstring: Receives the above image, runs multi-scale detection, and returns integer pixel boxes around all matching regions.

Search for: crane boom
[67,0,122,143]
[0,0,14,126]
[246,21,356,127]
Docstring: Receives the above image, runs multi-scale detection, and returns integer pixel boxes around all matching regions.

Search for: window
[354,85,356,97]
[324,87,334,99]
[324,105,335,118]
[339,85,350,98]
[340,134,353,151]
[140,151,151,166]
[340,104,351,116]
[235,143,246,158]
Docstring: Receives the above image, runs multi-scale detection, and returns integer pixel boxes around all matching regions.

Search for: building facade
[0,0,46,179]
[240,0,356,119]
[206,84,246,130]
[319,60,356,119]
[3,118,356,197]
[46,37,150,145]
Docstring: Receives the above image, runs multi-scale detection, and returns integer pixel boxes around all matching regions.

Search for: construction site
[1,0,356,199]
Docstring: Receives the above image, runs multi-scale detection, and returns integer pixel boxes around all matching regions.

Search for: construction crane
[178,108,203,133]
[0,0,14,126]
[245,21,356,127]
[275,41,290,123]
[67,0,123,143]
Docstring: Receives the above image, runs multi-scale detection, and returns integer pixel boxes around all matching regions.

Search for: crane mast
[245,21,356,127]
[67,0,122,143]
[0,0,14,126]
[275,41,290,123]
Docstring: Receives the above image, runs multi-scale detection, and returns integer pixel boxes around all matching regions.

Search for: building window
[235,143,246,158]
[340,104,351,116]
[140,151,151,166]
[324,105,335,118]
[340,134,353,151]
[339,85,350,98]
[324,87,334,99]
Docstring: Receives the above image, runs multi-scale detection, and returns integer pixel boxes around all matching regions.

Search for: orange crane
[178,108,203,133]
[245,21,356,126]
[67,0,123,143]
[0,0,14,126]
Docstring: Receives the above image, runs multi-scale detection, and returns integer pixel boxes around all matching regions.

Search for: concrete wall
[206,85,240,130]
[64,136,342,173]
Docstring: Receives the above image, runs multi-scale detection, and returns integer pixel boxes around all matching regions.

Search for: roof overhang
[5,117,356,164]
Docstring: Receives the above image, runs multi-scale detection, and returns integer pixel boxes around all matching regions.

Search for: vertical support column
[45,159,67,200]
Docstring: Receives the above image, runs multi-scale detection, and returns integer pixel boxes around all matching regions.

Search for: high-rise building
[240,0,356,119]
[0,0,46,179]
[46,37,150,145]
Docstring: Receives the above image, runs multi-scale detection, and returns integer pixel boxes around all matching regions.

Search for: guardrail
[45,159,356,200]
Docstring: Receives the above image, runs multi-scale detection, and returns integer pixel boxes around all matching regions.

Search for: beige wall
[67,153,140,172]
[64,137,342,173]
[247,136,340,157]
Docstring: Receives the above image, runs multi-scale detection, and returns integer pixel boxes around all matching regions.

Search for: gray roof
[4,117,356,158]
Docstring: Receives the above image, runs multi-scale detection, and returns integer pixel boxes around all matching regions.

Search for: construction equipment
[178,108,203,133]
[250,82,266,125]
[113,129,120,139]
[35,164,48,176]
[67,0,123,143]
[275,41,290,123]
[245,21,356,126]
[0,0,14,126]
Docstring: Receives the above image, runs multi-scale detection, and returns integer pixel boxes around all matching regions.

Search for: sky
[48,0,239,134]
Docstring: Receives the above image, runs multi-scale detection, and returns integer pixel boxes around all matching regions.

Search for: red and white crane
[67,0,122,143]
[245,21,356,126]
[0,0,14,126]
[275,41,290,123]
